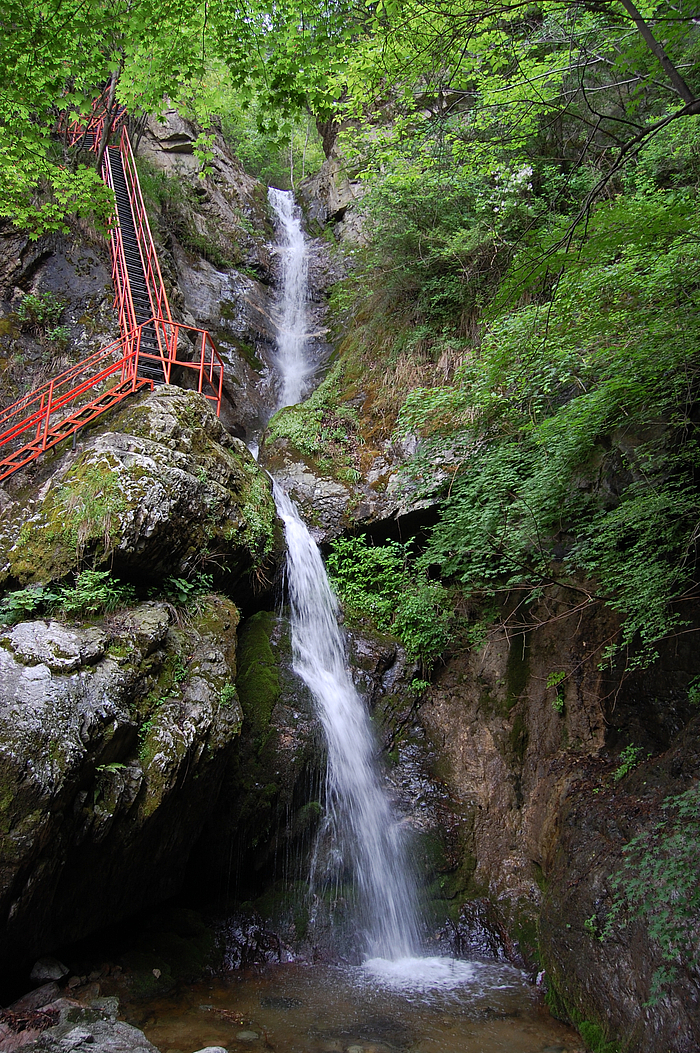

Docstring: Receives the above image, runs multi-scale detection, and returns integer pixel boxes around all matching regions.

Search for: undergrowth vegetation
[0,568,217,626]
[0,570,135,624]
[326,536,452,668]
[602,784,700,1004]
[330,110,700,673]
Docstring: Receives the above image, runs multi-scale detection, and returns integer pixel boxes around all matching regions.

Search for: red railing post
[42,381,54,450]
[35,394,45,442]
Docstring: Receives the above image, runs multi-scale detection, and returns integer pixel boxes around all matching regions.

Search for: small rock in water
[347,1046,365,1053]
[30,958,70,982]
[192,1047,229,1053]
[260,996,303,1010]
[235,1032,259,1042]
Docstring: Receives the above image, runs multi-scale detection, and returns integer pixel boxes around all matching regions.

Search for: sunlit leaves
[0,0,359,233]
[401,190,700,663]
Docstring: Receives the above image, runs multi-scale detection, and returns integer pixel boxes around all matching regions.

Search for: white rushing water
[273,485,420,960]
[268,187,313,408]
[268,189,477,983]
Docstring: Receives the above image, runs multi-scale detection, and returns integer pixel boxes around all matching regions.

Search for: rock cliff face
[0,221,120,412]
[0,595,242,983]
[135,110,278,439]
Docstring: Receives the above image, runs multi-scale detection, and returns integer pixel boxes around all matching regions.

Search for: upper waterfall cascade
[268,187,314,409]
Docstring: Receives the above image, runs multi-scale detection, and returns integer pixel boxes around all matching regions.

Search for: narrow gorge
[1,9,699,1052]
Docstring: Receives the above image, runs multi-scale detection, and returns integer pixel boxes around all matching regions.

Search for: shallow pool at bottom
[127,959,582,1053]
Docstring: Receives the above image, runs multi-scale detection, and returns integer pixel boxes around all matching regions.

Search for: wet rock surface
[263,437,436,546]
[2,997,157,1053]
[0,593,242,982]
[188,610,322,909]
[539,720,700,1053]
[299,154,366,243]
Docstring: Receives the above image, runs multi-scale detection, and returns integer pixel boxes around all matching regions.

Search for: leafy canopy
[0,0,358,234]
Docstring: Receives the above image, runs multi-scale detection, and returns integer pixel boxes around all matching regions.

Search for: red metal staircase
[0,109,226,483]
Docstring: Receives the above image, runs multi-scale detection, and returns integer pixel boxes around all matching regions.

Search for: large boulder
[0,593,242,984]
[0,386,279,601]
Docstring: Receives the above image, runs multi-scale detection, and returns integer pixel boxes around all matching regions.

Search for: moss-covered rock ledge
[0,386,280,601]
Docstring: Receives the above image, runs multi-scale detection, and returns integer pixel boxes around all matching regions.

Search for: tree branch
[617,0,697,103]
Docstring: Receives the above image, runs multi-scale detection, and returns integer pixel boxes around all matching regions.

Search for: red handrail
[118,128,173,326]
[0,102,229,481]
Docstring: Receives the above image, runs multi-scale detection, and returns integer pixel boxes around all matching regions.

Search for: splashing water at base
[273,484,420,961]
[268,187,313,408]
[361,956,487,993]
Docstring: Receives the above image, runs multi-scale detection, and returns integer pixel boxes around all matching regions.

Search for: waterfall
[267,186,420,962]
[268,187,313,408]
[273,484,420,960]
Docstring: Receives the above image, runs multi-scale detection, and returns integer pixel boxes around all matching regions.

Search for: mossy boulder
[0,593,242,986]
[0,386,281,601]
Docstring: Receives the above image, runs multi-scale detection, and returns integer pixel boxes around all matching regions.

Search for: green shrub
[0,570,135,624]
[398,191,700,669]
[612,744,645,782]
[16,291,65,333]
[547,671,566,713]
[326,536,452,668]
[0,584,60,625]
[220,682,237,707]
[158,572,214,606]
[59,569,135,616]
[603,784,700,1003]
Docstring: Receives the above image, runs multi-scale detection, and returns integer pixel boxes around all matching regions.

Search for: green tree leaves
[397,188,700,665]
[603,785,700,1002]
[326,536,453,667]
[0,0,357,234]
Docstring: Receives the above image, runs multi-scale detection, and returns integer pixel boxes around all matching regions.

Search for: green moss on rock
[0,388,280,597]
[236,610,281,749]
[544,969,622,1052]
[505,630,530,712]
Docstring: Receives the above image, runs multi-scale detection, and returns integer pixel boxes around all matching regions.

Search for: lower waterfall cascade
[273,483,421,962]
